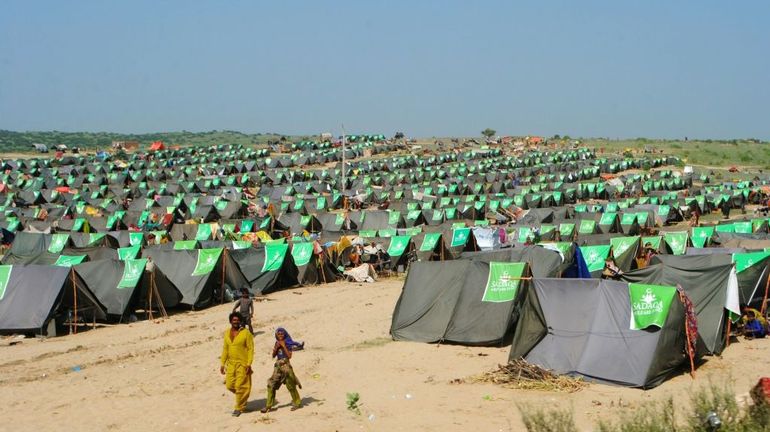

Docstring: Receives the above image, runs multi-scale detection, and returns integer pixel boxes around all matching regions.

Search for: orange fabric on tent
[149,141,165,151]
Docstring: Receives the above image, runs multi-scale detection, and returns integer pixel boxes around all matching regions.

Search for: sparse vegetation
[518,381,770,432]
[0,129,285,152]
[518,404,578,432]
[346,392,361,415]
[583,138,770,172]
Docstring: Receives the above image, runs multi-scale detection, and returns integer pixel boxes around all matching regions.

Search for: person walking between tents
[220,312,254,417]
[262,327,303,412]
[232,287,254,334]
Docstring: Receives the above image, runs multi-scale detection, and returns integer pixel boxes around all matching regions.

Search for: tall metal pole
[341,123,346,196]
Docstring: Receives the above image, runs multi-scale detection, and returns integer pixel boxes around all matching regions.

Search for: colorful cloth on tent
[677,284,698,368]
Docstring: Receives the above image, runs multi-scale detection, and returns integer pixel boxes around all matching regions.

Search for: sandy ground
[1,278,770,432]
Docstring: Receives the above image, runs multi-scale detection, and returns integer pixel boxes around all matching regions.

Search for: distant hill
[0,130,299,152]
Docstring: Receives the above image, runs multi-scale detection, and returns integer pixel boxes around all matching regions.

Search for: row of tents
[391,249,742,388]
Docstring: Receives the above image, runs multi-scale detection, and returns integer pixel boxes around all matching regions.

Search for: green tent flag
[405,227,422,236]
[54,255,87,267]
[129,232,144,246]
[664,231,688,255]
[300,215,311,227]
[716,223,735,232]
[232,240,252,250]
[629,283,677,330]
[261,244,288,272]
[118,259,148,289]
[359,229,376,238]
[72,218,85,231]
[387,235,410,257]
[732,251,770,274]
[621,213,637,225]
[192,248,223,276]
[335,213,346,226]
[642,236,662,250]
[450,227,471,248]
[49,234,69,253]
[735,222,753,234]
[291,242,314,266]
[579,245,612,272]
[118,245,141,260]
[482,262,526,303]
[88,233,106,245]
[600,212,616,226]
[0,265,12,301]
[578,219,596,234]
[691,226,715,248]
[195,223,213,240]
[379,228,396,238]
[5,219,20,232]
[420,232,442,252]
[540,242,572,255]
[237,219,253,232]
[559,223,575,238]
[610,236,639,258]
[174,240,197,250]
[517,227,533,243]
[214,200,229,211]
[388,211,400,225]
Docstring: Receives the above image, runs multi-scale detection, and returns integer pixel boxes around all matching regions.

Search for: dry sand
[1,278,769,432]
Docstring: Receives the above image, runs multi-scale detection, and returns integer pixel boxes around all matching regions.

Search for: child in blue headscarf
[261,327,303,412]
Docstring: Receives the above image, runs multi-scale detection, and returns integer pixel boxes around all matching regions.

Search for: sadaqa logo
[633,288,663,316]
[126,263,142,280]
[489,270,518,293]
[587,250,601,264]
[483,262,525,303]
[297,248,310,260]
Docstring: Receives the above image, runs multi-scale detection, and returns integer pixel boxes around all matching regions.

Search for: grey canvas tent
[0,265,106,335]
[227,245,299,295]
[620,254,738,355]
[143,248,247,308]
[390,260,529,345]
[509,278,688,388]
[75,259,182,319]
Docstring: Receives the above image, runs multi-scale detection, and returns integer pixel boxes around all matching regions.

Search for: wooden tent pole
[220,248,227,304]
[761,267,770,316]
[71,269,78,335]
[726,319,731,348]
[148,269,154,321]
[152,269,168,319]
[319,253,327,284]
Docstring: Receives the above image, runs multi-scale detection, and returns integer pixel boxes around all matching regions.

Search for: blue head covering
[275,327,303,352]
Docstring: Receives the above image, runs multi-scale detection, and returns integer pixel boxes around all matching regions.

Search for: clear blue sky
[1,1,768,139]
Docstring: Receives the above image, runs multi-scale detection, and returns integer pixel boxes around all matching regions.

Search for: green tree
[481,128,496,139]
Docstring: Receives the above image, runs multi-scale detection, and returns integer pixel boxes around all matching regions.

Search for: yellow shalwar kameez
[221,328,254,411]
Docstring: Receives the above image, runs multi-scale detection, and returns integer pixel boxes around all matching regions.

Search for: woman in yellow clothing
[220,312,254,417]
